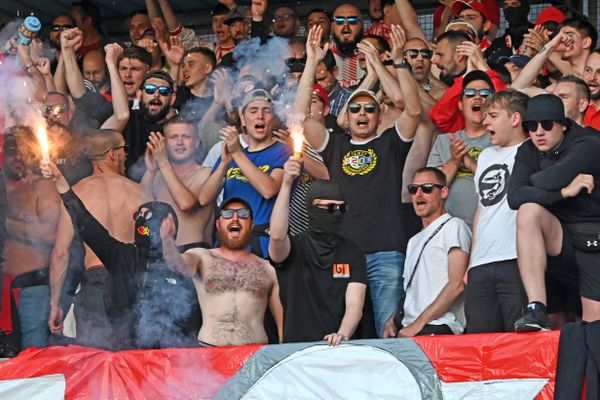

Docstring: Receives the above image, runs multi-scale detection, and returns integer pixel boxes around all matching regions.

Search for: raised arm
[157,0,180,31]
[160,213,203,277]
[394,0,428,44]
[198,133,232,206]
[390,24,421,139]
[357,40,404,108]
[398,246,468,337]
[145,0,160,21]
[60,28,86,99]
[268,157,300,263]
[101,44,130,131]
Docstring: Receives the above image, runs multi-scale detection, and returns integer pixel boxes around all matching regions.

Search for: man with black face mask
[486,0,533,61]
[41,161,200,350]
[269,158,368,346]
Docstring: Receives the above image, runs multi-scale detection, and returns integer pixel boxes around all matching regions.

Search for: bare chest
[202,255,271,296]
[6,182,39,223]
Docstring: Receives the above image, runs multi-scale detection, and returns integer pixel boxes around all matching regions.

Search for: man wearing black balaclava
[486,0,533,61]
[41,161,200,350]
[269,157,369,346]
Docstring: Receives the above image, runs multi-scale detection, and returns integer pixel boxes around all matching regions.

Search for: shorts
[547,221,600,309]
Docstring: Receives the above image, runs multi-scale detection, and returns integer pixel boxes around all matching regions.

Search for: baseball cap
[225,6,246,25]
[345,89,379,106]
[311,83,329,105]
[462,70,494,90]
[218,197,254,219]
[535,6,566,26]
[240,88,273,112]
[452,0,491,21]
[142,69,175,89]
[498,54,531,69]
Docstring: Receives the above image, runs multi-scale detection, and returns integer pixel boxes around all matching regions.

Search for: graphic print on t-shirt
[478,163,510,207]
[456,147,483,178]
[227,165,271,183]
[342,149,378,176]
[332,264,350,278]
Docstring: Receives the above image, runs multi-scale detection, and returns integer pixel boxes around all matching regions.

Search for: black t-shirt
[320,126,412,253]
[274,234,367,343]
[174,85,214,121]
[122,110,163,180]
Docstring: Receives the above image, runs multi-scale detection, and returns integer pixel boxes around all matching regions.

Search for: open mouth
[228,224,242,235]
[356,119,368,128]
[472,104,483,112]
[255,123,266,132]
[123,81,135,90]
[415,199,427,209]
[589,81,599,91]
[148,99,163,111]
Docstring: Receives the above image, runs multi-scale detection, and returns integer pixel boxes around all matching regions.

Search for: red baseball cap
[452,0,491,22]
[535,6,565,26]
[311,83,329,105]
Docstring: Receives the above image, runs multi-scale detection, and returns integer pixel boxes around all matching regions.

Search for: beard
[140,99,170,122]
[591,89,600,101]
[333,32,362,58]
[218,227,252,250]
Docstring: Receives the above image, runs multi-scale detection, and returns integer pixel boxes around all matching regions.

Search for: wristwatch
[393,61,411,70]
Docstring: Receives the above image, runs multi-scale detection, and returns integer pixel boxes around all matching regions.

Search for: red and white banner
[0,332,559,399]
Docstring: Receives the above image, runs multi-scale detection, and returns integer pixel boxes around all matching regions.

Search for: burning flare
[290,127,304,158]
[36,125,50,163]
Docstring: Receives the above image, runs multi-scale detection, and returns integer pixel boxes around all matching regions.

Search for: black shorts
[547,221,600,309]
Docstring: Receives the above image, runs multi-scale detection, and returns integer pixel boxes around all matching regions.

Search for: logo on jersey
[227,165,271,183]
[333,264,350,278]
[342,149,377,176]
[456,147,483,178]
[478,163,510,207]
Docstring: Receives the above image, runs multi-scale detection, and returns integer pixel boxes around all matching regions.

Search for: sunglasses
[220,208,251,219]
[347,102,377,114]
[144,84,172,96]
[314,203,348,213]
[273,13,293,21]
[407,183,444,194]
[133,209,153,221]
[286,57,307,66]
[462,88,494,98]
[333,16,361,25]
[402,49,433,59]
[51,24,74,31]
[45,104,68,116]
[104,144,129,155]
[522,120,557,133]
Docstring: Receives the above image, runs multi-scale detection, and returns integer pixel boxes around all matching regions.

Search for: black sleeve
[507,144,563,210]
[250,20,270,44]
[73,89,112,126]
[60,189,134,271]
[530,136,600,191]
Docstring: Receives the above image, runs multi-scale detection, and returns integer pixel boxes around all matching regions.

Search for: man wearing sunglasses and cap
[160,196,283,346]
[384,167,471,338]
[508,94,600,331]
[41,161,200,350]
[427,70,495,227]
[303,24,421,337]
[112,70,177,179]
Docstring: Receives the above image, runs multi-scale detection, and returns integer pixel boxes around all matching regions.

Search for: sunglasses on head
[133,209,153,221]
[220,208,251,219]
[333,16,361,25]
[52,24,73,31]
[314,203,348,213]
[402,48,433,59]
[522,120,557,133]
[462,88,493,98]
[407,183,444,194]
[347,102,377,114]
[144,84,172,96]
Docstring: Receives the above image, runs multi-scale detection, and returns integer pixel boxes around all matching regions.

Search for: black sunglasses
[220,208,251,219]
[407,183,444,194]
[333,16,361,25]
[522,120,557,133]
[462,88,494,98]
[144,84,172,96]
[133,209,153,221]
[286,57,307,66]
[52,24,74,31]
[348,102,377,114]
[314,203,348,214]
[402,49,433,59]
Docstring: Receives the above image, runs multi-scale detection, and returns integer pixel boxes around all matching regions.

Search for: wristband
[393,61,411,70]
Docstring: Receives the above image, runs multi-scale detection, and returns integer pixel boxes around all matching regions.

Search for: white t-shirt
[469,143,521,268]
[402,214,471,334]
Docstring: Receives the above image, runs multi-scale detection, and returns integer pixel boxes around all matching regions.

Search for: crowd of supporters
[0,0,599,354]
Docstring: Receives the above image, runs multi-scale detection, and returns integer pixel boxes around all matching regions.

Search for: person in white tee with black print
[465,89,529,333]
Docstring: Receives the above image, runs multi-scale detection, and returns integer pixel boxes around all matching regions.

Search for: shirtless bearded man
[161,197,283,346]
